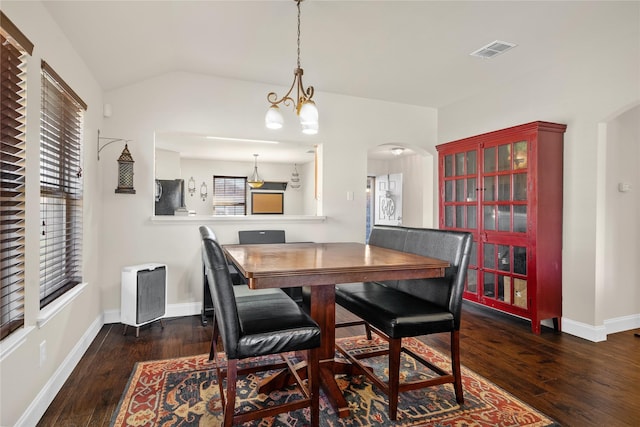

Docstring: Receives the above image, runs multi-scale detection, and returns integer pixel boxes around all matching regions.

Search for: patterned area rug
[111,335,559,426]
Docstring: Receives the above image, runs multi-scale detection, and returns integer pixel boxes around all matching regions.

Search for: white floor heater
[121,263,167,337]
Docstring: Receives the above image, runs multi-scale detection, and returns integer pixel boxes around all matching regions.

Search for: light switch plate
[618,182,632,192]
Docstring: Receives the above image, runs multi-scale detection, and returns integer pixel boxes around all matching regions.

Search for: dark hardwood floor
[38,302,640,426]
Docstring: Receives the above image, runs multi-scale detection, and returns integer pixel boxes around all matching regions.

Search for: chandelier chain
[297,0,301,69]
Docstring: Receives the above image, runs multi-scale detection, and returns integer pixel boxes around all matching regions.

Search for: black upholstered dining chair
[200,226,283,299]
[200,227,286,325]
[335,226,472,420]
[200,226,321,427]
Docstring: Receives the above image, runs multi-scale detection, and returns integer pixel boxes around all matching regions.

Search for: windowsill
[150,214,326,224]
[0,325,35,362]
[37,282,88,329]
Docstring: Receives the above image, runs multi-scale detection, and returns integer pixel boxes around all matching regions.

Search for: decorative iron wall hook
[97,129,132,161]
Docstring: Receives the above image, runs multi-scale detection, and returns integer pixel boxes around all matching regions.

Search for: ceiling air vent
[470,40,516,59]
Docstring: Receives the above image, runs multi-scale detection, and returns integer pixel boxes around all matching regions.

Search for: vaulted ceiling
[40,1,631,162]
[42,1,615,109]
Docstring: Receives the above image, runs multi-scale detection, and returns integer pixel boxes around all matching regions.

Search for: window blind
[40,60,85,309]
[213,176,246,215]
[0,13,32,340]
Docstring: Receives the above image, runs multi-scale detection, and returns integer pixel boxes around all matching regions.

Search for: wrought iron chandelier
[265,0,318,135]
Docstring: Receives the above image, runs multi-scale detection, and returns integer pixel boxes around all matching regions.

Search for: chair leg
[209,314,219,361]
[451,330,464,404]
[388,338,402,420]
[335,319,373,340]
[211,331,227,412]
[307,347,320,427]
[223,359,238,427]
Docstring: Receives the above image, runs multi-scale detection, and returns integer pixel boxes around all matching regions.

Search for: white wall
[603,105,640,323]
[301,160,318,216]
[155,148,181,179]
[99,71,438,316]
[0,2,104,426]
[438,2,640,340]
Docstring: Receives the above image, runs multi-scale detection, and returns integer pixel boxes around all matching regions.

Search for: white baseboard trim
[166,302,201,318]
[103,308,121,324]
[562,313,640,342]
[103,302,201,325]
[604,313,640,335]
[562,318,607,342]
[16,313,104,427]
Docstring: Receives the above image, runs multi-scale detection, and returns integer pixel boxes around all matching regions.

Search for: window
[40,60,86,309]
[1,12,33,340]
[213,176,246,215]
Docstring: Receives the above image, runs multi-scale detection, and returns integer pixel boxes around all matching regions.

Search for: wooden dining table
[223,242,449,418]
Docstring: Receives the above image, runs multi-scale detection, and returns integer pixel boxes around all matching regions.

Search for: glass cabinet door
[442,149,477,230]
[443,149,479,298]
[481,242,528,308]
[465,240,478,295]
[481,140,528,233]
[478,138,529,310]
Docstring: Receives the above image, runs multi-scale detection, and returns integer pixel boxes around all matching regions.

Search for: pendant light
[265,0,318,135]
[247,154,264,189]
[290,163,301,189]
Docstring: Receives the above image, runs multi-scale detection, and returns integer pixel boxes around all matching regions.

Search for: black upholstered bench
[335,225,472,420]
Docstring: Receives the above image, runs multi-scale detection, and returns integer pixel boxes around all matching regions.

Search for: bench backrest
[367,226,408,289]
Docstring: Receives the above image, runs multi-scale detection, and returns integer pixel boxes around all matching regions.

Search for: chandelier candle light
[265,0,318,135]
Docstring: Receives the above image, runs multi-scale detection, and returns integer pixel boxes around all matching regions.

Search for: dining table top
[223,242,449,289]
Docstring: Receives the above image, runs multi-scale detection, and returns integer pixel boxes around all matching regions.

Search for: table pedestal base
[258,359,359,418]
